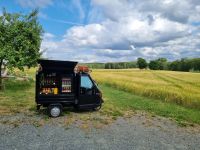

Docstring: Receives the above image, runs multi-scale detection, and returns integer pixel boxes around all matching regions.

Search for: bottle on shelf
[54,87,58,94]
[51,88,54,94]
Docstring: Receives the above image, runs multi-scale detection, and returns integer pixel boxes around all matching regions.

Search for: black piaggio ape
[35,59,103,117]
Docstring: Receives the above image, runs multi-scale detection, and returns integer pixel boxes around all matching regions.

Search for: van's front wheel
[48,104,63,117]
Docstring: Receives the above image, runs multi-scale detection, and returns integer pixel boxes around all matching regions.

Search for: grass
[0,78,35,115]
[0,68,200,126]
[92,69,200,109]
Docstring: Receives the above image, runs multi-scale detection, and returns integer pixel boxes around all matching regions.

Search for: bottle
[54,87,58,95]
[42,88,45,94]
[51,88,54,94]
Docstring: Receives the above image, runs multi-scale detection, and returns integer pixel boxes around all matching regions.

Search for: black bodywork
[35,59,103,110]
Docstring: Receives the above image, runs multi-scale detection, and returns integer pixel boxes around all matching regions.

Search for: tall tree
[0,9,43,89]
[157,58,168,70]
[149,60,159,70]
[137,58,147,69]
[149,58,168,70]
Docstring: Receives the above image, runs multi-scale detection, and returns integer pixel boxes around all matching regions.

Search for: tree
[149,60,159,70]
[179,58,192,71]
[168,60,181,71]
[105,63,112,69]
[191,58,200,71]
[137,58,147,69]
[149,58,168,70]
[0,9,43,89]
[157,58,168,70]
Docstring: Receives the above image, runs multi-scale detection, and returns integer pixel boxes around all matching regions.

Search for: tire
[48,104,63,117]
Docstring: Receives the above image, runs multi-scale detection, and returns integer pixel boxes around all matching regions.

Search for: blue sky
[0,0,200,62]
[0,0,90,36]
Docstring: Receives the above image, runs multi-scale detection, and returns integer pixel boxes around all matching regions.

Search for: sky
[0,0,200,62]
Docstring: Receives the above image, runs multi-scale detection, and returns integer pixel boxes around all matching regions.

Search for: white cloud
[91,0,199,24]
[43,32,55,39]
[62,16,190,49]
[17,0,52,8]
[41,0,200,62]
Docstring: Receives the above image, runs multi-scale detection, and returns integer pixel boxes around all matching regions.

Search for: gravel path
[1,112,200,150]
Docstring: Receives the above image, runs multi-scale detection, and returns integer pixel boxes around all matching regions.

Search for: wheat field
[92,69,200,109]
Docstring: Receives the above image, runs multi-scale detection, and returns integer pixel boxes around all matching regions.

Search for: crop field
[92,69,200,109]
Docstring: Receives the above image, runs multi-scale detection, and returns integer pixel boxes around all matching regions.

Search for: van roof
[38,59,78,71]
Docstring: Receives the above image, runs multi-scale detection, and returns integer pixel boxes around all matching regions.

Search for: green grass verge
[101,84,200,124]
[0,79,35,114]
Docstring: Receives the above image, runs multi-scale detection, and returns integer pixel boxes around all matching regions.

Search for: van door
[78,74,99,106]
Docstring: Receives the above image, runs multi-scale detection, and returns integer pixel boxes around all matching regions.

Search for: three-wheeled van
[35,59,103,117]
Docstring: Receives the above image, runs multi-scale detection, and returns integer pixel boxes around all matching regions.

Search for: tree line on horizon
[82,57,200,72]
[137,57,200,72]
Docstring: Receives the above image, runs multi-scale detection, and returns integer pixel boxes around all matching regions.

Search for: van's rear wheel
[48,104,63,117]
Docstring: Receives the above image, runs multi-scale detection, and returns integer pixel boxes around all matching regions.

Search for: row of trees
[137,58,200,72]
[80,63,105,69]
[82,62,137,69]
[105,62,137,69]
[84,57,200,72]
[137,58,168,70]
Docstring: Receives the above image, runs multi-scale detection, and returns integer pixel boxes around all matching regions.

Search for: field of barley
[92,69,200,109]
